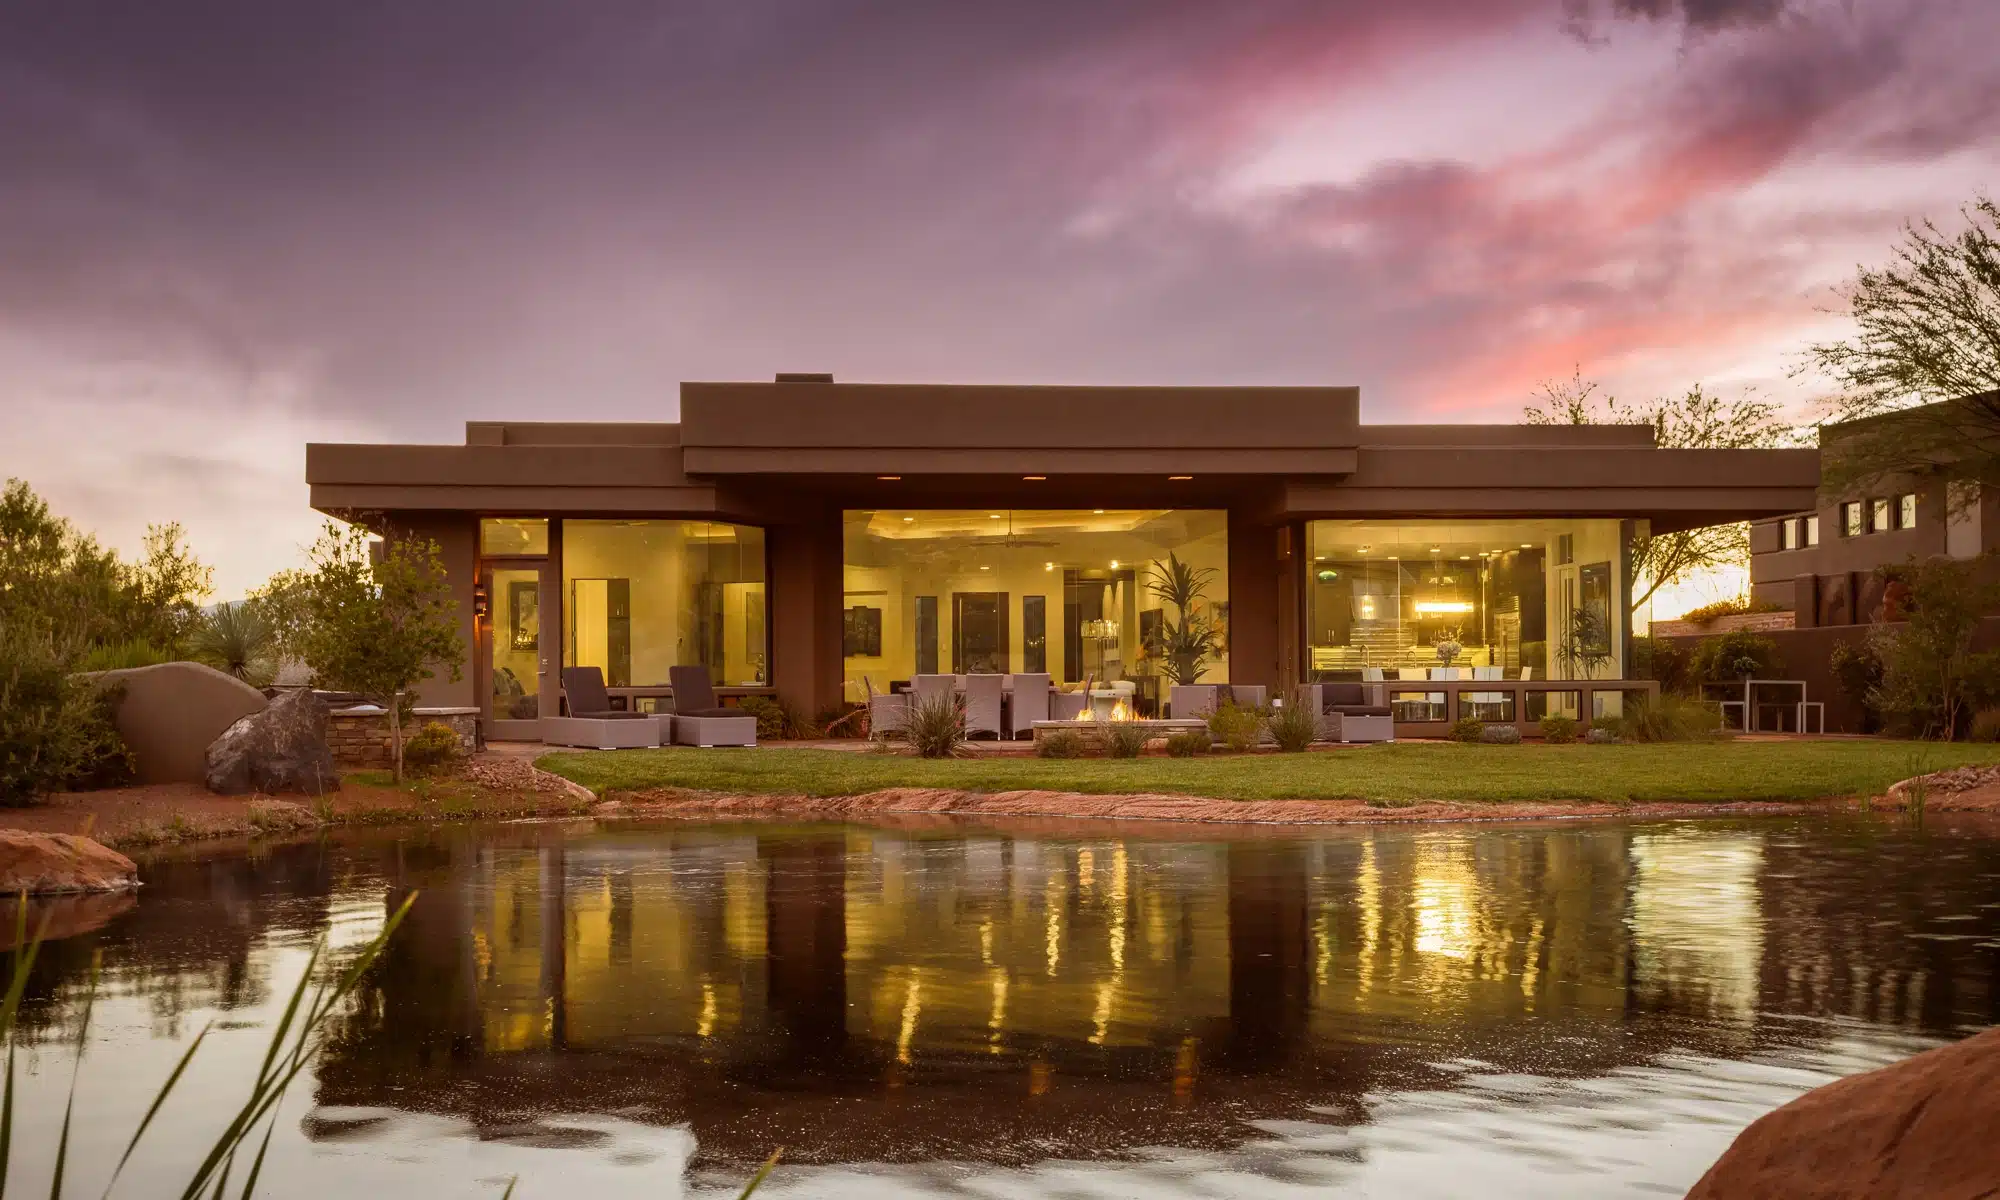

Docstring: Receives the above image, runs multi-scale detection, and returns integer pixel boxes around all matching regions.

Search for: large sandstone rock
[204,688,341,795]
[1686,1026,2000,1199]
[0,891,138,948]
[78,662,267,785]
[0,832,139,894]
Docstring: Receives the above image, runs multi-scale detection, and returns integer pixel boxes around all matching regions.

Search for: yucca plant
[899,692,967,758]
[189,600,278,686]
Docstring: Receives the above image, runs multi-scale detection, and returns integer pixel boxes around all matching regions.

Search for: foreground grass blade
[100,1021,212,1199]
[178,893,416,1200]
[50,952,101,1200]
[1,898,54,1200]
[498,1180,516,1200]
[737,1148,782,1199]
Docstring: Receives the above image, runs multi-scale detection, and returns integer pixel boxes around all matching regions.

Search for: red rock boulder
[1685,1027,2000,1199]
[0,832,139,895]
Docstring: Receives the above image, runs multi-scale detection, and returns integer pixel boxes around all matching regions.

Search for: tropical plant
[1527,374,1795,616]
[1267,694,1319,752]
[295,521,465,782]
[1539,713,1579,743]
[1802,197,2000,507]
[190,600,278,684]
[1866,554,2000,739]
[1554,607,1613,680]
[1036,728,1084,759]
[1163,729,1209,757]
[1206,702,1263,752]
[1689,629,1781,683]
[1144,553,1224,686]
[900,691,967,758]
[1102,720,1151,758]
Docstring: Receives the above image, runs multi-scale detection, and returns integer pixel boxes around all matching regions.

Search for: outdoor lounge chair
[1311,681,1394,743]
[666,665,756,747]
[543,667,661,749]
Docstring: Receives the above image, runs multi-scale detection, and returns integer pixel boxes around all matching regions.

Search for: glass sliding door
[561,520,768,689]
[484,563,546,740]
[1303,518,1632,682]
[841,509,1228,702]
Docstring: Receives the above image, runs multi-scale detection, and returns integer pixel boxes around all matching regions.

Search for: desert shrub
[1267,696,1319,752]
[189,600,276,684]
[1103,720,1151,758]
[1164,730,1209,757]
[1690,630,1782,683]
[900,692,966,759]
[1617,694,1723,743]
[1480,723,1522,744]
[815,702,864,738]
[1207,703,1263,753]
[401,721,466,775]
[1590,714,1623,734]
[1585,726,1619,744]
[74,639,176,673]
[1539,714,1578,744]
[1449,716,1485,743]
[1829,639,1886,733]
[1036,729,1084,759]
[1970,710,2000,743]
[1866,556,2000,739]
[1678,595,1786,626]
[741,696,821,741]
[0,633,132,805]
[1630,636,1693,696]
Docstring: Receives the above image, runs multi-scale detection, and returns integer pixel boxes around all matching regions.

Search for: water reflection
[12,816,2000,1191]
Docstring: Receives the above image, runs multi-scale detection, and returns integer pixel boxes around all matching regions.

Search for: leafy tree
[297,521,465,781]
[1802,198,2000,507]
[1866,554,2000,740]
[190,601,277,685]
[248,567,315,663]
[1526,372,1795,617]
[1144,552,1223,685]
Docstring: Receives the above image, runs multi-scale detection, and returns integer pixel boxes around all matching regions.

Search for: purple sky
[3,0,1996,597]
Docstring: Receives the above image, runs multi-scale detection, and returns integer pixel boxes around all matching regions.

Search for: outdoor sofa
[1307,681,1395,743]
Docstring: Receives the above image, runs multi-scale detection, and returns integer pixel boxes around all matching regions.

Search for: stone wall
[326,707,481,769]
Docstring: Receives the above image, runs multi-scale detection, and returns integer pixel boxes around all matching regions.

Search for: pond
[7,814,1999,1197]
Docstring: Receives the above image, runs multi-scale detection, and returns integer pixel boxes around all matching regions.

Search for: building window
[1805,515,1820,546]
[562,520,767,688]
[481,518,549,556]
[1304,518,1629,682]
[842,509,1228,702]
[1841,502,1863,537]
[1871,498,1891,533]
[1781,520,1799,551]
[1898,493,1918,529]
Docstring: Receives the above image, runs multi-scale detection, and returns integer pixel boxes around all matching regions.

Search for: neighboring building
[305,378,1817,738]
[1750,404,1999,628]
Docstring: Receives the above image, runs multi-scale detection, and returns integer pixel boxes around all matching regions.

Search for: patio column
[1227,508,1280,690]
[768,509,845,716]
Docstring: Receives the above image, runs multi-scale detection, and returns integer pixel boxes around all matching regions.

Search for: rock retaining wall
[327,707,481,768]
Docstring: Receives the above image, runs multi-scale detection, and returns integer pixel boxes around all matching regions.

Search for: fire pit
[1029,717,1208,746]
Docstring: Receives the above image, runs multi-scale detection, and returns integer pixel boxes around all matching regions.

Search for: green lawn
[536,740,2000,806]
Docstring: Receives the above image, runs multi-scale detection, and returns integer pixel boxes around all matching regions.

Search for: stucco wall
[78,662,267,785]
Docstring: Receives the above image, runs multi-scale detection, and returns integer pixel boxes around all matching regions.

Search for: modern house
[305,378,1819,739]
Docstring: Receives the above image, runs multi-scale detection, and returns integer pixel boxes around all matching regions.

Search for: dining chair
[963,674,1004,739]
[1008,673,1051,738]
[913,674,956,706]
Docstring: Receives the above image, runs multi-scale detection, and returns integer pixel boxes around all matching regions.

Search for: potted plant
[1144,553,1223,686]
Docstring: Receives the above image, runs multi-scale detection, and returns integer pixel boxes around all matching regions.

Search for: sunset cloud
[0,0,1993,593]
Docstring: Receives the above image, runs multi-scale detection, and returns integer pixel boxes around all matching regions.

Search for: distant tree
[1802,197,2000,508]
[189,601,277,686]
[1866,555,2000,740]
[297,521,464,782]
[1526,371,1795,618]
[248,567,315,663]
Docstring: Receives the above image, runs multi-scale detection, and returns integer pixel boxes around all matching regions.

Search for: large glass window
[1304,519,1632,682]
[842,510,1228,707]
[562,521,767,687]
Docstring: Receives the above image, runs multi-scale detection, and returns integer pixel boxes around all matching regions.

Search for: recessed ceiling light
[1023,475,1045,481]
[877,475,900,481]
[902,516,915,522]
[989,513,1001,519]
[1429,546,1443,554]
[1168,475,1192,481]
[1110,559,1120,569]
[1460,555,1472,560]
[1520,543,1534,548]
[1044,562,1054,571]
[1314,555,1327,561]
[1092,508,1105,514]
[1387,556,1400,561]
[980,565,991,571]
